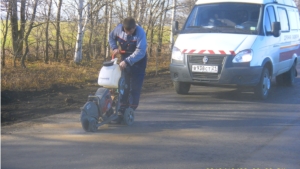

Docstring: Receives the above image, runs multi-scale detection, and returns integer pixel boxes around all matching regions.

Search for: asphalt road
[2,65,300,169]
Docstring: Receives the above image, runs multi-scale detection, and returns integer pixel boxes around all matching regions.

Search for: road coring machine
[80,52,134,132]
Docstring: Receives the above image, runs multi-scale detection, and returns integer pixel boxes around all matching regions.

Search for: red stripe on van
[219,50,226,55]
[279,46,300,62]
[230,51,236,55]
[208,50,215,54]
[279,51,294,62]
[189,50,196,54]
[198,50,206,54]
[182,49,187,53]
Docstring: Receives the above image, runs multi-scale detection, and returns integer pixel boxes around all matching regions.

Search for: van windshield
[183,3,262,34]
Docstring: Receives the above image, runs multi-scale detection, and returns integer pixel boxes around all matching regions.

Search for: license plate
[192,65,218,73]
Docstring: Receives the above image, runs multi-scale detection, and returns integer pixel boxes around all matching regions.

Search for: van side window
[295,10,300,30]
[264,6,276,34]
[277,7,290,32]
[288,10,299,30]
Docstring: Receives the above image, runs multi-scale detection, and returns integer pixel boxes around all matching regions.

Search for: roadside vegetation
[0,0,191,92]
[1,55,170,91]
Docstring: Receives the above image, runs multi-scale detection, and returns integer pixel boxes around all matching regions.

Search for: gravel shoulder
[1,71,173,126]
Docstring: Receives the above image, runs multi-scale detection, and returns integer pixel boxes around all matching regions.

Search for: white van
[170,0,300,99]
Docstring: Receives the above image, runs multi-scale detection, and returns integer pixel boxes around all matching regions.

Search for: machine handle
[112,50,126,59]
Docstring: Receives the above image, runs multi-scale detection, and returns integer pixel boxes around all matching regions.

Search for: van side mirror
[172,21,179,35]
[272,22,281,37]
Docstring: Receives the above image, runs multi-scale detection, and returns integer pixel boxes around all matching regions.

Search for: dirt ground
[1,70,173,126]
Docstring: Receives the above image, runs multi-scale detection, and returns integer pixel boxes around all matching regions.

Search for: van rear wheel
[174,82,191,95]
[275,74,284,86]
[254,67,271,100]
[276,63,296,86]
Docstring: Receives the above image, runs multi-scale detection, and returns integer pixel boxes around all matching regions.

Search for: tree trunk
[170,0,176,52]
[147,0,160,57]
[149,21,154,57]
[128,0,132,17]
[45,0,52,64]
[21,0,39,68]
[106,0,113,59]
[19,0,26,56]
[145,0,153,36]
[1,4,10,67]
[9,0,18,67]
[88,7,94,61]
[102,1,108,60]
[74,0,84,63]
[59,33,67,59]
[137,0,146,26]
[157,0,165,56]
[155,0,166,75]
[55,0,63,61]
[133,0,139,19]
[117,0,124,20]
[74,0,90,63]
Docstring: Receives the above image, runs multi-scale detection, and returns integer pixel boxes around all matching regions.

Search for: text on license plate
[192,65,218,73]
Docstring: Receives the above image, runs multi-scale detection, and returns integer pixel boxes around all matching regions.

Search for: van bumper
[170,64,263,86]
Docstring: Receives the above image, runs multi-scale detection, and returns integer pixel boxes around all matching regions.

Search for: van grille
[188,55,226,80]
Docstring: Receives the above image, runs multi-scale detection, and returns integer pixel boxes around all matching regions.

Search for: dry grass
[1,55,170,92]
[1,59,99,91]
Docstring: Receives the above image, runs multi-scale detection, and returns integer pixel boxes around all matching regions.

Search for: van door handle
[273,44,280,47]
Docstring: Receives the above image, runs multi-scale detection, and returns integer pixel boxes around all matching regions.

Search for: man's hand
[119,60,127,70]
[112,49,119,57]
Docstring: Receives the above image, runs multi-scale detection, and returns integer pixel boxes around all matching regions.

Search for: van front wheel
[174,82,191,95]
[254,67,271,100]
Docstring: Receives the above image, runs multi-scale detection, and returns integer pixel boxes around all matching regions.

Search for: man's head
[123,17,136,35]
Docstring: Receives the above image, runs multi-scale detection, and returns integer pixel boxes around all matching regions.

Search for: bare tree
[86,1,105,59]
[137,0,146,26]
[102,0,108,59]
[157,0,167,56]
[133,0,139,19]
[45,0,52,63]
[2,0,188,70]
[74,0,90,63]
[55,0,63,61]
[20,0,25,54]
[21,0,39,68]
[127,0,132,17]
[105,0,113,59]
[1,2,10,67]
[146,0,161,56]
[115,0,124,20]
[9,0,19,67]
[170,0,176,51]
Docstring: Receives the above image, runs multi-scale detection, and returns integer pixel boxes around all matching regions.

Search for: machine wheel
[81,114,90,132]
[81,114,98,132]
[123,108,134,126]
[88,118,98,132]
[254,67,271,100]
[174,82,191,95]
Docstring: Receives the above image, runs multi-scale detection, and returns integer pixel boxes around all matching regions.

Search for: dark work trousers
[120,56,147,111]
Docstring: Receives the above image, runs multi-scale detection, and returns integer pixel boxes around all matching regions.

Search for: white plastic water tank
[98,58,121,88]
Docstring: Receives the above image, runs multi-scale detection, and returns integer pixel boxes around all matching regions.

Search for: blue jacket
[109,24,147,67]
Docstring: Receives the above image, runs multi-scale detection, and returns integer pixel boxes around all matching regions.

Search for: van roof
[195,0,296,7]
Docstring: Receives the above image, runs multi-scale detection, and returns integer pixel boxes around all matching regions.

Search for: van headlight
[171,46,184,64]
[232,49,253,63]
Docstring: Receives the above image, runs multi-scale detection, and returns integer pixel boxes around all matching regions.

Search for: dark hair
[123,17,136,30]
